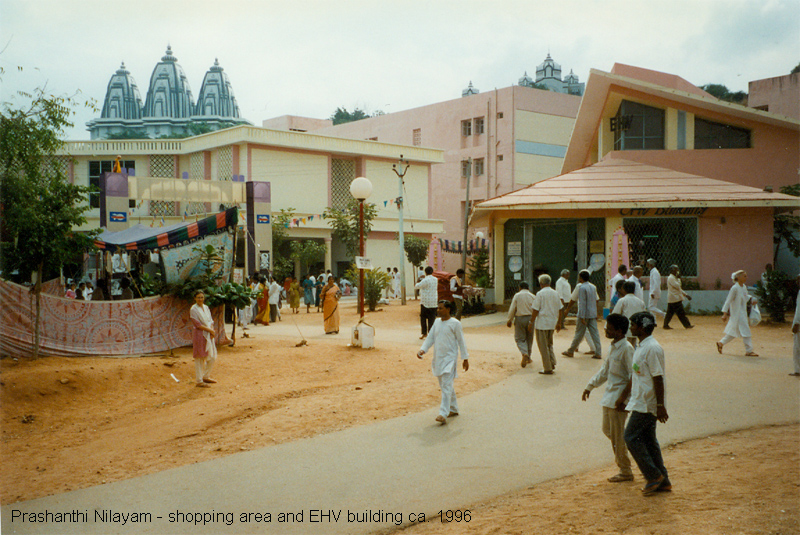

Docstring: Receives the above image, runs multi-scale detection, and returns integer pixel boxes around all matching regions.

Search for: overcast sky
[2,0,798,140]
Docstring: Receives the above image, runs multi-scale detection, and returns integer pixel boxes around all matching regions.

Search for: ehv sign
[355,256,373,270]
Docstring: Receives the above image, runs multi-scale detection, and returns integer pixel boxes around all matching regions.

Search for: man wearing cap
[646,259,666,319]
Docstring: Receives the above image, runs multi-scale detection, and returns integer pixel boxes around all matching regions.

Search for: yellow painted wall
[365,160,429,221]
[515,110,574,144]
[250,148,328,213]
[514,153,564,185]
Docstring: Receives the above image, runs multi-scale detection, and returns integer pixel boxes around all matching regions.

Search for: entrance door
[527,222,578,291]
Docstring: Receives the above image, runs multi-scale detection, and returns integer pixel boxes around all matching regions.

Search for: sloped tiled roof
[474,158,799,212]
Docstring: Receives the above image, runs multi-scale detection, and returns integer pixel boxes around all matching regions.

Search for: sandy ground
[2,299,798,533]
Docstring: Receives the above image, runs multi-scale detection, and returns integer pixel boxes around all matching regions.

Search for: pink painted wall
[698,209,774,290]
[749,73,800,120]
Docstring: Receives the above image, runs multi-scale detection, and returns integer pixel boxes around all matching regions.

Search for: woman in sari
[288,277,301,314]
[322,277,341,334]
[254,275,270,325]
[190,290,217,387]
[302,274,315,313]
[314,275,325,312]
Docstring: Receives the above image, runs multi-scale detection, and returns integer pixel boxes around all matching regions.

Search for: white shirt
[612,294,647,338]
[649,267,662,297]
[629,275,644,301]
[507,289,535,320]
[415,275,439,308]
[609,272,626,300]
[268,281,281,305]
[626,335,666,416]
[532,287,562,331]
[722,283,751,338]
[793,289,800,327]
[419,317,468,377]
[555,277,571,304]
[586,338,634,409]
[667,274,688,303]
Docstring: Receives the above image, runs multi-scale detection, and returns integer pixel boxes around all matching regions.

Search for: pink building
[265,84,581,273]
[473,65,800,304]
[748,71,800,120]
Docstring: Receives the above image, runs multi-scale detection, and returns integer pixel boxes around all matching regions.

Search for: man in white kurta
[529,274,563,374]
[646,259,666,318]
[630,266,645,302]
[792,275,800,376]
[718,270,757,356]
[555,269,572,331]
[609,264,628,303]
[418,301,469,425]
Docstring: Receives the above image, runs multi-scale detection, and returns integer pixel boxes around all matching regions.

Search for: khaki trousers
[535,329,556,372]
[603,406,632,476]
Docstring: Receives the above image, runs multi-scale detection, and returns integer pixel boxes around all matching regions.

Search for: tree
[1,85,98,357]
[403,235,430,271]
[699,84,747,104]
[791,62,800,74]
[323,200,378,258]
[345,265,391,312]
[330,107,369,125]
[773,184,800,266]
[289,240,326,276]
[271,208,295,281]
[467,247,493,288]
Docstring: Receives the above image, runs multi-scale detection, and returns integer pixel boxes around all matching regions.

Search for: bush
[345,265,392,311]
[753,270,793,322]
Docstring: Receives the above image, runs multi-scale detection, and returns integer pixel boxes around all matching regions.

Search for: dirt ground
[2,300,798,534]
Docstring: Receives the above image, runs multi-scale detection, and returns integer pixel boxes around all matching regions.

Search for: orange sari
[322,283,340,334]
[254,283,269,325]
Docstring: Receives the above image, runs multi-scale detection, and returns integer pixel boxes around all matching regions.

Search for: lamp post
[350,176,372,318]
[392,155,410,305]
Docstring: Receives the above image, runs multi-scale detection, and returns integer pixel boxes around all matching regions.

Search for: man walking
[450,269,466,320]
[630,266,645,301]
[268,277,281,323]
[792,273,800,377]
[618,311,671,496]
[563,270,602,359]
[555,269,571,331]
[418,301,469,425]
[647,259,666,318]
[664,265,693,329]
[415,266,438,339]
[613,281,647,347]
[529,274,562,374]
[582,313,634,482]
[507,282,535,368]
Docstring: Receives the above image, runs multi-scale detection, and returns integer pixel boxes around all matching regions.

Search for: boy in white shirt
[418,300,469,425]
[582,313,634,482]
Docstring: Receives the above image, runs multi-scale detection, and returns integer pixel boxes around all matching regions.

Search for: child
[582,313,634,482]
[417,300,469,425]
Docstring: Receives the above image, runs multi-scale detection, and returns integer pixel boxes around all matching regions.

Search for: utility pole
[392,155,410,305]
[461,158,472,274]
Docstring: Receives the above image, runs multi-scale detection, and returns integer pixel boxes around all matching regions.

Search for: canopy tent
[94,207,238,285]
[94,207,238,252]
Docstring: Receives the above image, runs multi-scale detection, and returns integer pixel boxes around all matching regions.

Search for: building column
[324,237,333,272]
[492,220,505,305]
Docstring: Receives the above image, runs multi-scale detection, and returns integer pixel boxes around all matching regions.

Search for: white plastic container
[351,321,375,348]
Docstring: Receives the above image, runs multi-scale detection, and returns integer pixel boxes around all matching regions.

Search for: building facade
[58,126,444,283]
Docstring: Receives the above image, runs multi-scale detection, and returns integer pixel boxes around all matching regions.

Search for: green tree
[403,235,430,271]
[345,264,391,312]
[467,247,493,288]
[323,200,378,258]
[774,184,800,266]
[105,128,152,140]
[270,208,295,281]
[1,85,98,357]
[289,240,326,276]
[791,62,800,74]
[330,107,369,125]
[699,84,748,104]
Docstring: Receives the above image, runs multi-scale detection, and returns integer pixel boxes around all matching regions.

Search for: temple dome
[100,62,143,119]
[194,58,241,118]
[518,71,534,87]
[143,45,195,119]
[536,53,562,81]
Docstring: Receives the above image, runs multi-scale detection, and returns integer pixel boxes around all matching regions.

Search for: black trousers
[664,301,692,328]
[420,305,437,336]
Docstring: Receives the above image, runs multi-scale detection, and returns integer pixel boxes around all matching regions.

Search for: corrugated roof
[474,158,800,212]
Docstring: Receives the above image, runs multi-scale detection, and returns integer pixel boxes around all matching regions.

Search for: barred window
[461,160,471,178]
[412,128,421,146]
[623,217,698,277]
[331,158,356,210]
[461,119,472,137]
[474,158,485,176]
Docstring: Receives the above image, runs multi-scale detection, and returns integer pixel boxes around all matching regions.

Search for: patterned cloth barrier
[0,279,229,358]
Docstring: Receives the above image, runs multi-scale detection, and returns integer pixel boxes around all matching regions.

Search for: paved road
[3,310,798,534]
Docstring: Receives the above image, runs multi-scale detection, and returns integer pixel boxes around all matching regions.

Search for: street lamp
[392,155,410,305]
[350,176,372,318]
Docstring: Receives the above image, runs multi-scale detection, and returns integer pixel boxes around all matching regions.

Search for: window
[461,119,472,137]
[412,128,421,146]
[613,100,665,150]
[474,158,485,176]
[623,217,698,276]
[89,160,134,208]
[461,160,471,178]
[497,154,504,161]
[474,117,485,135]
[497,112,504,119]
[694,117,750,149]
[331,158,356,210]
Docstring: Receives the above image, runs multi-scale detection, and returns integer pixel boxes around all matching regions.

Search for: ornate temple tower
[142,45,194,121]
[87,62,144,139]
[195,58,241,119]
